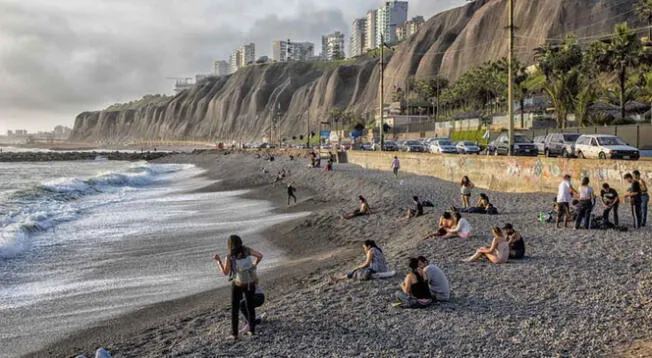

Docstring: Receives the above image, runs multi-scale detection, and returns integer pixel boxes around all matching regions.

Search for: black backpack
[486,206,498,215]
[422,200,435,207]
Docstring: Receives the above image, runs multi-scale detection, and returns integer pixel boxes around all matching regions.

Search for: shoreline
[28,152,651,357]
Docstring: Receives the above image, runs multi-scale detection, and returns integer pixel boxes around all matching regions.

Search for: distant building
[397,16,425,41]
[272,40,315,62]
[239,43,256,67]
[230,50,242,73]
[53,125,72,140]
[213,60,230,76]
[321,31,345,61]
[350,18,367,57]
[7,130,13,136]
[365,9,378,51]
[376,0,408,45]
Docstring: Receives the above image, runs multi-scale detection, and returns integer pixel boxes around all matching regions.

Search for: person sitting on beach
[213,235,263,339]
[460,176,474,208]
[454,193,492,214]
[394,258,432,308]
[463,227,509,264]
[440,212,473,239]
[342,196,371,219]
[330,240,388,283]
[503,223,525,259]
[417,256,450,301]
[399,196,424,221]
[272,169,286,184]
[423,212,455,239]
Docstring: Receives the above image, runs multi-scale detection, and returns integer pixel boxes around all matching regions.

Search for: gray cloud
[0,0,464,132]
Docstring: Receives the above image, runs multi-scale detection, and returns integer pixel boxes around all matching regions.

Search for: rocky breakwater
[0,151,174,162]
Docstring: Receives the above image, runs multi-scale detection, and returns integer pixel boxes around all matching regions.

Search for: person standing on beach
[575,177,595,230]
[633,170,648,227]
[213,235,263,339]
[460,176,474,208]
[623,173,643,229]
[287,182,297,206]
[600,183,619,227]
[556,174,577,229]
[391,156,400,177]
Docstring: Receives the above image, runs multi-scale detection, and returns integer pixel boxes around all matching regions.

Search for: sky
[0,0,465,133]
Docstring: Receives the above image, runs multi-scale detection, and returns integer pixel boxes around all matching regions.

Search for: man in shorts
[556,174,577,228]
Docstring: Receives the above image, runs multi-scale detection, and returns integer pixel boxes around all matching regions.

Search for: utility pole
[379,34,385,152]
[507,0,515,155]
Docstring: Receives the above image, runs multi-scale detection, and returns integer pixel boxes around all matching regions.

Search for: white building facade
[350,18,367,57]
[321,31,345,60]
[214,60,230,76]
[365,9,378,51]
[273,40,315,62]
[376,0,408,45]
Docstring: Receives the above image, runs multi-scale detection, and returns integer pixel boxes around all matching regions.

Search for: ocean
[0,159,308,357]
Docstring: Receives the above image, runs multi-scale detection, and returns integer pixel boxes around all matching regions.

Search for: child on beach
[391,156,400,177]
[394,258,432,308]
[342,196,371,219]
[463,227,509,264]
[330,240,388,283]
[287,182,297,206]
[213,235,264,340]
[460,176,474,208]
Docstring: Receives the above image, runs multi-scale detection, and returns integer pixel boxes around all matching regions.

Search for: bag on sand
[352,268,373,281]
[231,255,258,285]
[486,206,498,215]
[422,200,435,208]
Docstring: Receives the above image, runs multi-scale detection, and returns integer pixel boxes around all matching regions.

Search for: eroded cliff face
[71,0,639,143]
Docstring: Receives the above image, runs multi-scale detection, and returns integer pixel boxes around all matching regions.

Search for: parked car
[382,140,400,151]
[400,140,427,152]
[493,133,538,156]
[544,133,581,157]
[574,134,639,160]
[533,136,546,155]
[361,143,374,151]
[456,141,481,154]
[428,139,458,154]
[339,142,352,151]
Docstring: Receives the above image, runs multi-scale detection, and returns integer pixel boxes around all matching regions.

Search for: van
[574,134,639,160]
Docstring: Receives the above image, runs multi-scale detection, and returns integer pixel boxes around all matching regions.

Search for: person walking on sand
[633,170,648,227]
[213,235,263,340]
[287,182,297,206]
[463,227,509,264]
[460,176,474,208]
[623,173,643,229]
[330,240,388,283]
[575,177,596,230]
[600,183,620,227]
[556,174,578,229]
[391,156,400,177]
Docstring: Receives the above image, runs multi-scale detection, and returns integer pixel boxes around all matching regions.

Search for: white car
[456,141,481,154]
[574,134,639,160]
[429,139,458,154]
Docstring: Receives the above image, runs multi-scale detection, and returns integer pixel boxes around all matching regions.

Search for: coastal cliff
[71,0,640,143]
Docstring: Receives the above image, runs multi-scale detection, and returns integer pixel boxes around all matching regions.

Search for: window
[563,134,581,142]
[590,138,598,146]
[597,136,626,146]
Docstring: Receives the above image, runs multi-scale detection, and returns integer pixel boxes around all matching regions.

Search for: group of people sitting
[424,211,473,239]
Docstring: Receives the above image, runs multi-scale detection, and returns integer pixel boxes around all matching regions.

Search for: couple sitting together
[394,256,450,308]
[424,211,473,239]
[454,193,498,215]
[464,224,525,264]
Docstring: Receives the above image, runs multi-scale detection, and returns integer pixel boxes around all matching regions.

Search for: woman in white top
[440,212,473,239]
[575,177,596,230]
[460,176,474,208]
[463,227,509,264]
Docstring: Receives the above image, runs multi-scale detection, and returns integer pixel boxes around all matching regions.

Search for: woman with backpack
[213,235,264,340]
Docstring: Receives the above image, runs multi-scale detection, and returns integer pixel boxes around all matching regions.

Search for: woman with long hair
[329,240,388,283]
[460,176,474,208]
[463,227,509,264]
[394,258,432,308]
[214,235,264,339]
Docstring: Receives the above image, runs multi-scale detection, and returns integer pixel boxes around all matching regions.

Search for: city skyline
[0,0,465,132]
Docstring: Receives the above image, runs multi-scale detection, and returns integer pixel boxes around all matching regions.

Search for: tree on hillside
[590,23,643,120]
[534,36,583,128]
[636,0,652,40]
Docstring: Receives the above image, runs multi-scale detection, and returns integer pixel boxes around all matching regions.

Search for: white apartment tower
[238,43,256,67]
[213,60,230,76]
[376,0,408,45]
[273,40,315,62]
[365,9,377,51]
[321,31,345,60]
[230,50,242,73]
[350,18,367,57]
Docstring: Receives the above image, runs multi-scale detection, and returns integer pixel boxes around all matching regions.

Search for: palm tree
[636,0,652,40]
[590,23,643,120]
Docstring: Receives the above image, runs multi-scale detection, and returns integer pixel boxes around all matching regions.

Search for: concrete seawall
[347,151,652,196]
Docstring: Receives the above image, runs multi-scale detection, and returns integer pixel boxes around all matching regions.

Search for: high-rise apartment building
[365,9,377,51]
[350,18,367,57]
[376,0,408,45]
[397,16,425,41]
[272,40,315,62]
[238,43,256,67]
[213,60,230,76]
[321,31,345,60]
[230,50,241,73]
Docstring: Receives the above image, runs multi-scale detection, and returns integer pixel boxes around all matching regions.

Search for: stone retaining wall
[347,151,652,196]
